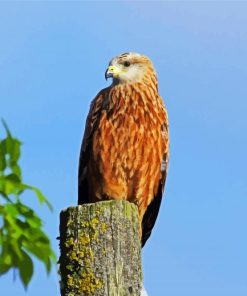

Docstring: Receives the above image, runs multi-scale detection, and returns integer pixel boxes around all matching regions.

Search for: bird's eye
[123,61,130,67]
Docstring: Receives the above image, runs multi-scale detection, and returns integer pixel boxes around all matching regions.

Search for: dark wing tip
[141,171,167,247]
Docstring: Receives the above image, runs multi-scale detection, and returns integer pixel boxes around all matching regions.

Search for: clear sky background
[1,1,247,296]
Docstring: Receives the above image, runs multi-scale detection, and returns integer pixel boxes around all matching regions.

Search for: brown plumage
[78,52,169,247]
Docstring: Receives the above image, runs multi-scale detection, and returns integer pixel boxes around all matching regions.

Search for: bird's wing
[78,89,108,204]
[141,107,169,247]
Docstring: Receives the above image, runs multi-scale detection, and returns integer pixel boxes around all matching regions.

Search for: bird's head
[105,52,157,86]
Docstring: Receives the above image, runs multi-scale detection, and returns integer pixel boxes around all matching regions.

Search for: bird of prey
[78,52,169,247]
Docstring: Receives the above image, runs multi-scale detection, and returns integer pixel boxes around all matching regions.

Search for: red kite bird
[78,52,169,247]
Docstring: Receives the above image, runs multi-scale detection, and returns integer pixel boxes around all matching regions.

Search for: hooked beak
[105,68,113,80]
[105,65,121,80]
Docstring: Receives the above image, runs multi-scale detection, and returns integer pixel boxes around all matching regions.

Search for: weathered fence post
[59,200,142,296]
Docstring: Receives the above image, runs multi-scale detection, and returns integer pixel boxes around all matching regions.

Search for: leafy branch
[0,120,56,288]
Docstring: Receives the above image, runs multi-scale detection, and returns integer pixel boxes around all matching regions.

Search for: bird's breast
[89,84,167,205]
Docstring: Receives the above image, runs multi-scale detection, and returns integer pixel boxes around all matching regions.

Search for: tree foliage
[0,120,56,288]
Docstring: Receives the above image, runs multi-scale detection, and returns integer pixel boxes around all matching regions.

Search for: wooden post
[59,200,142,296]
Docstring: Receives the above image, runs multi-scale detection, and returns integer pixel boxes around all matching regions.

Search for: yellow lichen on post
[59,200,142,296]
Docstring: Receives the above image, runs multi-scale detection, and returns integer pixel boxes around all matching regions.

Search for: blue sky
[1,2,247,295]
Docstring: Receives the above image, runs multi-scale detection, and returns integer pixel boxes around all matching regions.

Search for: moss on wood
[59,200,142,296]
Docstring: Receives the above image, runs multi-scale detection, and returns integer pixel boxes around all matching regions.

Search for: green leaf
[25,213,42,228]
[0,143,6,172]
[1,119,12,138]
[18,250,33,288]
[11,164,21,179]
[4,203,19,217]
[0,176,20,195]
[0,252,12,274]
[23,242,54,273]
[24,184,53,211]
[1,137,22,165]
[6,173,21,183]
[0,120,21,174]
